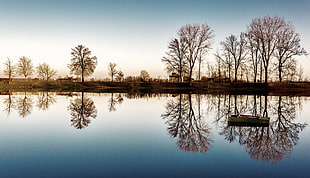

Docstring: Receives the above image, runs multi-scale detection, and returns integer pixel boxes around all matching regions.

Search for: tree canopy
[68,45,98,82]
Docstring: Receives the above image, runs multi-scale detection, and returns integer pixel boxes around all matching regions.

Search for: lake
[0,92,309,177]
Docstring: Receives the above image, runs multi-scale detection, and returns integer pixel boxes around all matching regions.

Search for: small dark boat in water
[228,115,270,127]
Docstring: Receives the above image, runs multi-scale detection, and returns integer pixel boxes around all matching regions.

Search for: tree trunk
[278,64,283,82]
[264,66,268,83]
[198,58,202,80]
[188,69,193,86]
[228,66,231,82]
[260,60,263,83]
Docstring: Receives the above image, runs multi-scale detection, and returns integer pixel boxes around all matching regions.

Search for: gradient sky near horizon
[0,0,309,79]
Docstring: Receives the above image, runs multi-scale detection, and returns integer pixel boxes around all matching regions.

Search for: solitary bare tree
[108,62,117,82]
[3,57,15,81]
[68,45,98,82]
[17,56,34,78]
[37,63,57,81]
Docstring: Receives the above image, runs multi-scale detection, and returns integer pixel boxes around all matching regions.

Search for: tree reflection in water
[0,91,307,161]
[3,92,15,116]
[108,93,124,112]
[216,95,307,162]
[68,92,97,129]
[36,92,56,110]
[161,94,213,153]
[15,92,34,118]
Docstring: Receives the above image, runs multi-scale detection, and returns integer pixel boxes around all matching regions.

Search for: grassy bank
[1,80,310,95]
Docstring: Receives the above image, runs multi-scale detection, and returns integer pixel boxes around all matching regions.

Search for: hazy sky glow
[0,0,309,79]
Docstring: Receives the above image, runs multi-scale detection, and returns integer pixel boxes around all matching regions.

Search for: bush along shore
[2,80,310,95]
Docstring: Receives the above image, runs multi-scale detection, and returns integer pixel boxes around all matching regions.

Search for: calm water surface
[0,92,309,177]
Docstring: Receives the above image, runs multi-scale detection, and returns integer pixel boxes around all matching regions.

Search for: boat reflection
[211,94,307,162]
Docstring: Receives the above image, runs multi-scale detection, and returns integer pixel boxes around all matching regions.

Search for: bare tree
[246,16,286,83]
[178,24,214,85]
[36,63,57,81]
[162,38,188,82]
[220,33,247,82]
[246,32,261,83]
[17,56,34,78]
[140,70,150,82]
[296,65,304,82]
[115,70,124,82]
[275,21,307,82]
[3,58,15,81]
[68,45,98,82]
[108,62,117,82]
[214,51,223,78]
[222,49,233,80]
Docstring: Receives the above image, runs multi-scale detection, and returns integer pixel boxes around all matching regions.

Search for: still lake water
[0,92,309,177]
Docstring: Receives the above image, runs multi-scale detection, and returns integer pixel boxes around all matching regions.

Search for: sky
[0,0,309,79]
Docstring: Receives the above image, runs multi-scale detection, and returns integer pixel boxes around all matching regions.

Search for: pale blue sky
[0,0,309,79]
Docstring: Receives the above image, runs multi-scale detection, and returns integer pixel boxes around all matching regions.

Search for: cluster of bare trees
[3,57,57,81]
[163,16,307,83]
[216,16,307,83]
[3,16,307,84]
[162,24,214,84]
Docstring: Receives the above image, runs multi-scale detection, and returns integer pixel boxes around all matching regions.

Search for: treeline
[162,16,308,83]
[2,46,154,83]
[2,16,307,84]
[3,57,56,81]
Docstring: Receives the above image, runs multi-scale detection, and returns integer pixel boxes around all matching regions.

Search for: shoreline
[2,81,310,96]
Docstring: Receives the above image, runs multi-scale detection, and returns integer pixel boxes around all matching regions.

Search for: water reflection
[210,94,307,162]
[36,92,56,111]
[68,92,97,129]
[0,92,308,162]
[16,92,34,118]
[108,93,124,112]
[3,92,15,116]
[161,94,213,153]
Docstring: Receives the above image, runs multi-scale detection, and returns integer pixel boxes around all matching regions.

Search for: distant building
[169,73,180,83]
